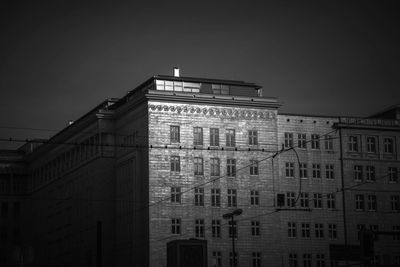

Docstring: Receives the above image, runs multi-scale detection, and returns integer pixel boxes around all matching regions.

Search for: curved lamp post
[222,209,243,267]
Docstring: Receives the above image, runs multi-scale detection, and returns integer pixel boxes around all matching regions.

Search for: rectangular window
[212,251,222,267]
[210,128,220,146]
[367,195,377,211]
[170,126,180,143]
[366,166,375,182]
[226,129,236,147]
[250,160,259,175]
[303,254,312,267]
[212,84,229,95]
[227,159,236,177]
[299,163,308,178]
[328,224,337,239]
[298,133,307,149]
[316,254,325,267]
[193,127,203,146]
[171,187,181,203]
[286,162,295,177]
[325,164,335,179]
[1,202,8,219]
[249,130,258,145]
[195,219,205,238]
[287,192,296,208]
[210,158,220,177]
[252,252,261,267]
[300,193,309,208]
[391,195,400,211]
[355,194,365,211]
[251,221,260,236]
[228,220,237,238]
[357,224,366,240]
[194,157,204,175]
[366,136,377,153]
[250,190,259,206]
[325,135,333,150]
[311,134,320,149]
[315,223,324,239]
[354,165,363,181]
[288,222,297,238]
[228,189,237,207]
[171,218,181,234]
[211,188,221,207]
[388,167,398,183]
[289,253,298,267]
[212,219,221,238]
[384,137,394,154]
[194,187,204,206]
[314,193,323,209]
[312,164,321,178]
[170,156,180,172]
[327,193,336,209]
[230,252,238,267]
[348,135,359,152]
[301,223,311,238]
[285,133,294,148]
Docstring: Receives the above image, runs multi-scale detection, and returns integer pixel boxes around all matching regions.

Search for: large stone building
[0,72,399,267]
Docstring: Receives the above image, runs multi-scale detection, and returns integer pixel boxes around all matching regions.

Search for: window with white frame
[289,253,298,267]
[354,165,363,181]
[210,158,220,177]
[316,254,325,267]
[366,166,375,182]
[298,133,307,148]
[287,192,296,208]
[327,193,336,209]
[355,194,365,211]
[325,164,334,179]
[227,189,237,207]
[212,220,221,238]
[328,223,337,239]
[312,164,321,178]
[171,187,181,203]
[194,157,204,175]
[314,193,323,209]
[250,190,259,206]
[249,160,259,175]
[366,136,377,153]
[301,223,311,238]
[299,163,308,178]
[227,159,236,177]
[367,195,377,211]
[249,130,258,145]
[252,252,261,267]
[303,254,312,267]
[211,188,221,207]
[311,134,320,149]
[226,129,236,147]
[393,225,400,241]
[286,162,295,177]
[348,135,360,152]
[288,222,297,238]
[300,193,309,208]
[210,128,219,146]
[193,127,203,146]
[391,195,400,211]
[383,137,394,154]
[170,156,180,172]
[325,135,333,150]
[171,218,181,234]
[212,251,222,267]
[315,223,324,239]
[195,219,205,238]
[194,187,204,206]
[284,133,294,148]
[388,167,398,183]
[251,221,260,236]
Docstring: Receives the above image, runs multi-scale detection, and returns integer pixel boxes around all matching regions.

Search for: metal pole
[231,216,236,267]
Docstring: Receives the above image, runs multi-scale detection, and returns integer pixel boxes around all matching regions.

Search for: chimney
[173,67,180,77]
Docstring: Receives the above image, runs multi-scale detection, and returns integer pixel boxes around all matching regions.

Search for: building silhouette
[0,71,399,267]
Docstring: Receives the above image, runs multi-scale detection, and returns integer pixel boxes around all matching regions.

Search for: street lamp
[223,209,243,267]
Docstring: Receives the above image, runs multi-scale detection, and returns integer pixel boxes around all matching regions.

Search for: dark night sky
[0,1,399,149]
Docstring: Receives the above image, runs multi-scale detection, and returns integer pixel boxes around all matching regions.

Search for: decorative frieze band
[148,104,276,120]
